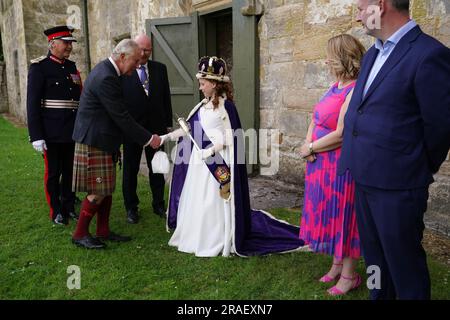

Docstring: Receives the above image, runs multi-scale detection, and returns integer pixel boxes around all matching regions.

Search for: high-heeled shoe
[319,263,343,283]
[327,273,362,296]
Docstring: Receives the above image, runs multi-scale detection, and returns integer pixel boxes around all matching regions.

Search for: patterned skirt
[72,143,116,196]
[299,149,360,260]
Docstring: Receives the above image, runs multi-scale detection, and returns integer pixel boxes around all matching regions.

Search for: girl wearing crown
[160,56,305,257]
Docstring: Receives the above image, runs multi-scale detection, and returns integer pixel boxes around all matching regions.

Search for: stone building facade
[1,0,449,234]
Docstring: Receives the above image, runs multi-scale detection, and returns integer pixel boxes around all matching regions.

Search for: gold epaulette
[30,56,47,64]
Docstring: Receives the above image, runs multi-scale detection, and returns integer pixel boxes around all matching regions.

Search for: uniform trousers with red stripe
[44,142,75,219]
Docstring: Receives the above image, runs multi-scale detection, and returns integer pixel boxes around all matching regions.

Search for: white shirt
[108,57,121,76]
[363,20,417,96]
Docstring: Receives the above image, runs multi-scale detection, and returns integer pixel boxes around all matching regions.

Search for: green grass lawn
[0,116,449,300]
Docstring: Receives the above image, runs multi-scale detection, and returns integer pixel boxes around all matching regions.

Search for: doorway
[200,9,233,75]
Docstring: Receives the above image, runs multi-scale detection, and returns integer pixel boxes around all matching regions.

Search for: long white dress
[168,100,234,257]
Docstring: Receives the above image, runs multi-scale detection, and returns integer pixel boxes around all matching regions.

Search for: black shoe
[127,209,139,224]
[68,211,79,221]
[96,231,132,242]
[153,205,166,218]
[53,213,69,225]
[72,236,106,249]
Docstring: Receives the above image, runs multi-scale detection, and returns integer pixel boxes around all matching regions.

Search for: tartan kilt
[72,143,116,195]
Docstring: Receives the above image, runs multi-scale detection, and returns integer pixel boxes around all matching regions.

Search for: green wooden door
[146,13,200,119]
[232,0,259,173]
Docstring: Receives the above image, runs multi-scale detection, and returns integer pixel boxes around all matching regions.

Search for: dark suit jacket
[72,59,152,153]
[121,60,173,141]
[339,26,450,189]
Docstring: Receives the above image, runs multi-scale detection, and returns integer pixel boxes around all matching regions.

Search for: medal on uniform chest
[70,73,81,86]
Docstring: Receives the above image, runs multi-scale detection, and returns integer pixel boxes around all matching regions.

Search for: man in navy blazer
[339,0,450,299]
[121,34,173,224]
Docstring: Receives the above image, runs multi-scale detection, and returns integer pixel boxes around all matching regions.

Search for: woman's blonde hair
[326,34,366,81]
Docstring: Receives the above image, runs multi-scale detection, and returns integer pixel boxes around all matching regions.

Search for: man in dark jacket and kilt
[71,39,161,249]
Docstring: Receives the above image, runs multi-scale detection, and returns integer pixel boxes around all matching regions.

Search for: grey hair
[111,39,139,59]
[48,40,55,50]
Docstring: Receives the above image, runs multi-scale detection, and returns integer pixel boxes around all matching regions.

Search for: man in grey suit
[71,39,161,249]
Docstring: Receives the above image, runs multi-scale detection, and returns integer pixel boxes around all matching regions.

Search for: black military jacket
[27,52,82,143]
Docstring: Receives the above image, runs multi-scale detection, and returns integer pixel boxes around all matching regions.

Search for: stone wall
[87,0,135,67]
[87,0,191,67]
[22,0,88,81]
[1,0,27,121]
[131,0,190,37]
[259,0,450,184]
[0,61,8,113]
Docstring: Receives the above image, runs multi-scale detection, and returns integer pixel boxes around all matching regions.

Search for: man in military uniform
[27,26,82,225]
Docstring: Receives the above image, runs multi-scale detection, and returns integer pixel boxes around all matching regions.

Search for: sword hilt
[177,117,191,135]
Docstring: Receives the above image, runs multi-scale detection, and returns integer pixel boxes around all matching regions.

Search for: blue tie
[139,65,149,93]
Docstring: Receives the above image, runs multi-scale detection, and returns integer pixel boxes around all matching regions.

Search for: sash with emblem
[188,110,231,200]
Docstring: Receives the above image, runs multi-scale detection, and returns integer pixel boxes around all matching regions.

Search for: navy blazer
[72,59,152,153]
[339,26,450,189]
[121,60,173,141]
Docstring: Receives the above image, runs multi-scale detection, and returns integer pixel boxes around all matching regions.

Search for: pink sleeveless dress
[300,81,360,259]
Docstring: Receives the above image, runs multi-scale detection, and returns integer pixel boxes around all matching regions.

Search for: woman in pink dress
[299,34,366,296]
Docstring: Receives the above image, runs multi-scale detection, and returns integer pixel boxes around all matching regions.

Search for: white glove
[32,140,47,153]
[159,134,168,146]
[200,143,225,160]
[200,147,215,160]
[160,128,186,145]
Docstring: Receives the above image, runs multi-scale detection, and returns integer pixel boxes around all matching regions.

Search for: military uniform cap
[44,25,77,42]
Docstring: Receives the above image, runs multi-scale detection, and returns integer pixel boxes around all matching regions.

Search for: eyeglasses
[141,48,152,53]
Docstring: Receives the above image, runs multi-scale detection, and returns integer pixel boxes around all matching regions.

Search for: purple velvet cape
[167,100,305,256]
